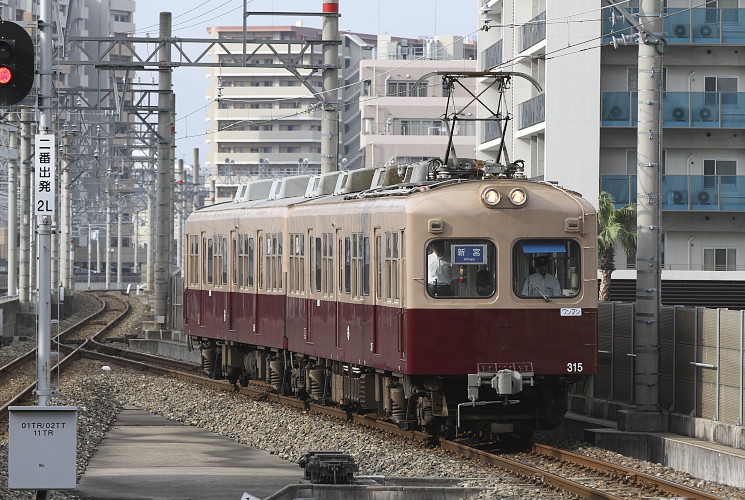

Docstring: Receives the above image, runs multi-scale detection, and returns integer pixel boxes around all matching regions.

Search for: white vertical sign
[34,134,56,215]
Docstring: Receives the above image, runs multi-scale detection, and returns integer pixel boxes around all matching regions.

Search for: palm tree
[597,192,637,301]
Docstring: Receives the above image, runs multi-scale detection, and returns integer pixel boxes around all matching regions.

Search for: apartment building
[477,0,745,280]
[205,25,478,201]
[0,0,140,277]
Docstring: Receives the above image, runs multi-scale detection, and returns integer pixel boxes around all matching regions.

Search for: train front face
[402,180,598,435]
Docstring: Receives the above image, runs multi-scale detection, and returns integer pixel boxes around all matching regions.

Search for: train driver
[521,255,562,298]
[427,241,453,296]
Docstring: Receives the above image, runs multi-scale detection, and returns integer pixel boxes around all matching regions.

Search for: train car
[183,158,598,438]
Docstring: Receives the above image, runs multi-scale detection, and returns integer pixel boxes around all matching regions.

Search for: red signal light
[0,66,11,85]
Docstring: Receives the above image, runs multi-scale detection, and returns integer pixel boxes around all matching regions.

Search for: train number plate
[560,308,582,317]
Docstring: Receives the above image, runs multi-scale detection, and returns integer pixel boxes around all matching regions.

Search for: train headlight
[481,188,501,207]
[509,188,527,206]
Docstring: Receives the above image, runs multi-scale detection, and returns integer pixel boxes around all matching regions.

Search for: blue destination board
[451,244,487,265]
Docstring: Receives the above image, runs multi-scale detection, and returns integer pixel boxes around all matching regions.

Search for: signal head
[0,22,35,107]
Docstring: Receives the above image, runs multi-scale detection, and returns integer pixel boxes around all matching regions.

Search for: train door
[398,230,406,361]
[198,232,207,327]
[335,228,343,351]
[227,231,236,332]
[309,231,335,352]
[289,231,308,345]
[371,228,382,357]
[255,230,264,338]
[306,229,316,345]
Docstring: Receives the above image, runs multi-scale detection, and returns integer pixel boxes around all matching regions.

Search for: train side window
[289,233,305,295]
[363,236,370,296]
[222,236,229,286]
[392,232,400,302]
[375,235,382,300]
[188,234,200,286]
[233,234,240,287]
[206,237,214,285]
[513,239,581,299]
[314,237,322,293]
[258,235,264,290]
[247,237,254,287]
[426,239,496,299]
[384,231,400,303]
[344,236,351,295]
[323,233,333,296]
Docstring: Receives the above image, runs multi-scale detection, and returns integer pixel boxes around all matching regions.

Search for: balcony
[519,11,546,53]
[603,7,745,44]
[602,92,745,128]
[518,93,545,130]
[601,174,745,211]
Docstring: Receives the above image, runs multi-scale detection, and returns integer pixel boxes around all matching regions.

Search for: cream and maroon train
[183,159,598,438]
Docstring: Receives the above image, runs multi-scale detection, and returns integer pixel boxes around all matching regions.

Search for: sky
[132,0,479,167]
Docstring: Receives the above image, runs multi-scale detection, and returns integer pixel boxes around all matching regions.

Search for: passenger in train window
[427,241,453,297]
[476,269,493,297]
[522,256,562,298]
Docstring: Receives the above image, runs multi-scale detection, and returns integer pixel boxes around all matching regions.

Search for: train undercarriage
[197,339,571,440]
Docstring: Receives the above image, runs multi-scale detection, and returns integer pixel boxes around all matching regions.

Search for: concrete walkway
[75,406,301,500]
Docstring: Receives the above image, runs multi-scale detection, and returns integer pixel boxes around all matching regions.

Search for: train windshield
[426,239,496,299]
[513,239,581,299]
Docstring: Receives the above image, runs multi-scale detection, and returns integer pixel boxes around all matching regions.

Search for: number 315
[567,362,583,373]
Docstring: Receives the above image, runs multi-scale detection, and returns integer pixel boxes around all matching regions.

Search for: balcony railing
[603,7,745,44]
[482,119,502,143]
[601,174,745,211]
[518,93,545,129]
[519,11,546,52]
[482,39,503,71]
[602,91,745,128]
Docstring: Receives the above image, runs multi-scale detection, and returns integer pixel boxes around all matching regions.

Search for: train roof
[190,158,590,217]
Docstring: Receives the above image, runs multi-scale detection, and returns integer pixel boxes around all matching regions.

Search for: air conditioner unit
[673,24,688,37]
[698,106,716,121]
[670,190,688,205]
[671,107,687,122]
[698,23,718,38]
[607,105,624,119]
[696,189,717,205]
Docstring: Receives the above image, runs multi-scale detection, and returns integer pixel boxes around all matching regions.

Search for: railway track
[0,293,733,500]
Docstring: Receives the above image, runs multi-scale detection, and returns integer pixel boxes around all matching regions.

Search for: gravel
[1,292,744,500]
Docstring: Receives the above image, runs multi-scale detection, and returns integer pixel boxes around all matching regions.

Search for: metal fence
[597,301,745,425]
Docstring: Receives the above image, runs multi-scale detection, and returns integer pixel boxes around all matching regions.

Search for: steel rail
[533,442,726,500]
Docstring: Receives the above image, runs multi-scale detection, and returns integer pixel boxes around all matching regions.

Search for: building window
[386,80,427,97]
[112,11,130,23]
[703,159,736,187]
[703,248,736,271]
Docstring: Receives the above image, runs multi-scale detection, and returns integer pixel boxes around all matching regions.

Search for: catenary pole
[19,108,31,311]
[7,113,18,296]
[634,0,663,415]
[321,0,340,174]
[36,0,54,409]
[155,12,174,326]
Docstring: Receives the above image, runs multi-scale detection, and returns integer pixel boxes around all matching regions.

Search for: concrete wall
[0,296,19,345]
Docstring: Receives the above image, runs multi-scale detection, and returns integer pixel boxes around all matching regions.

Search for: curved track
[0,295,730,500]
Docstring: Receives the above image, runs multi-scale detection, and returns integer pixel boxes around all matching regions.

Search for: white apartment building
[205,25,478,201]
[478,1,745,290]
